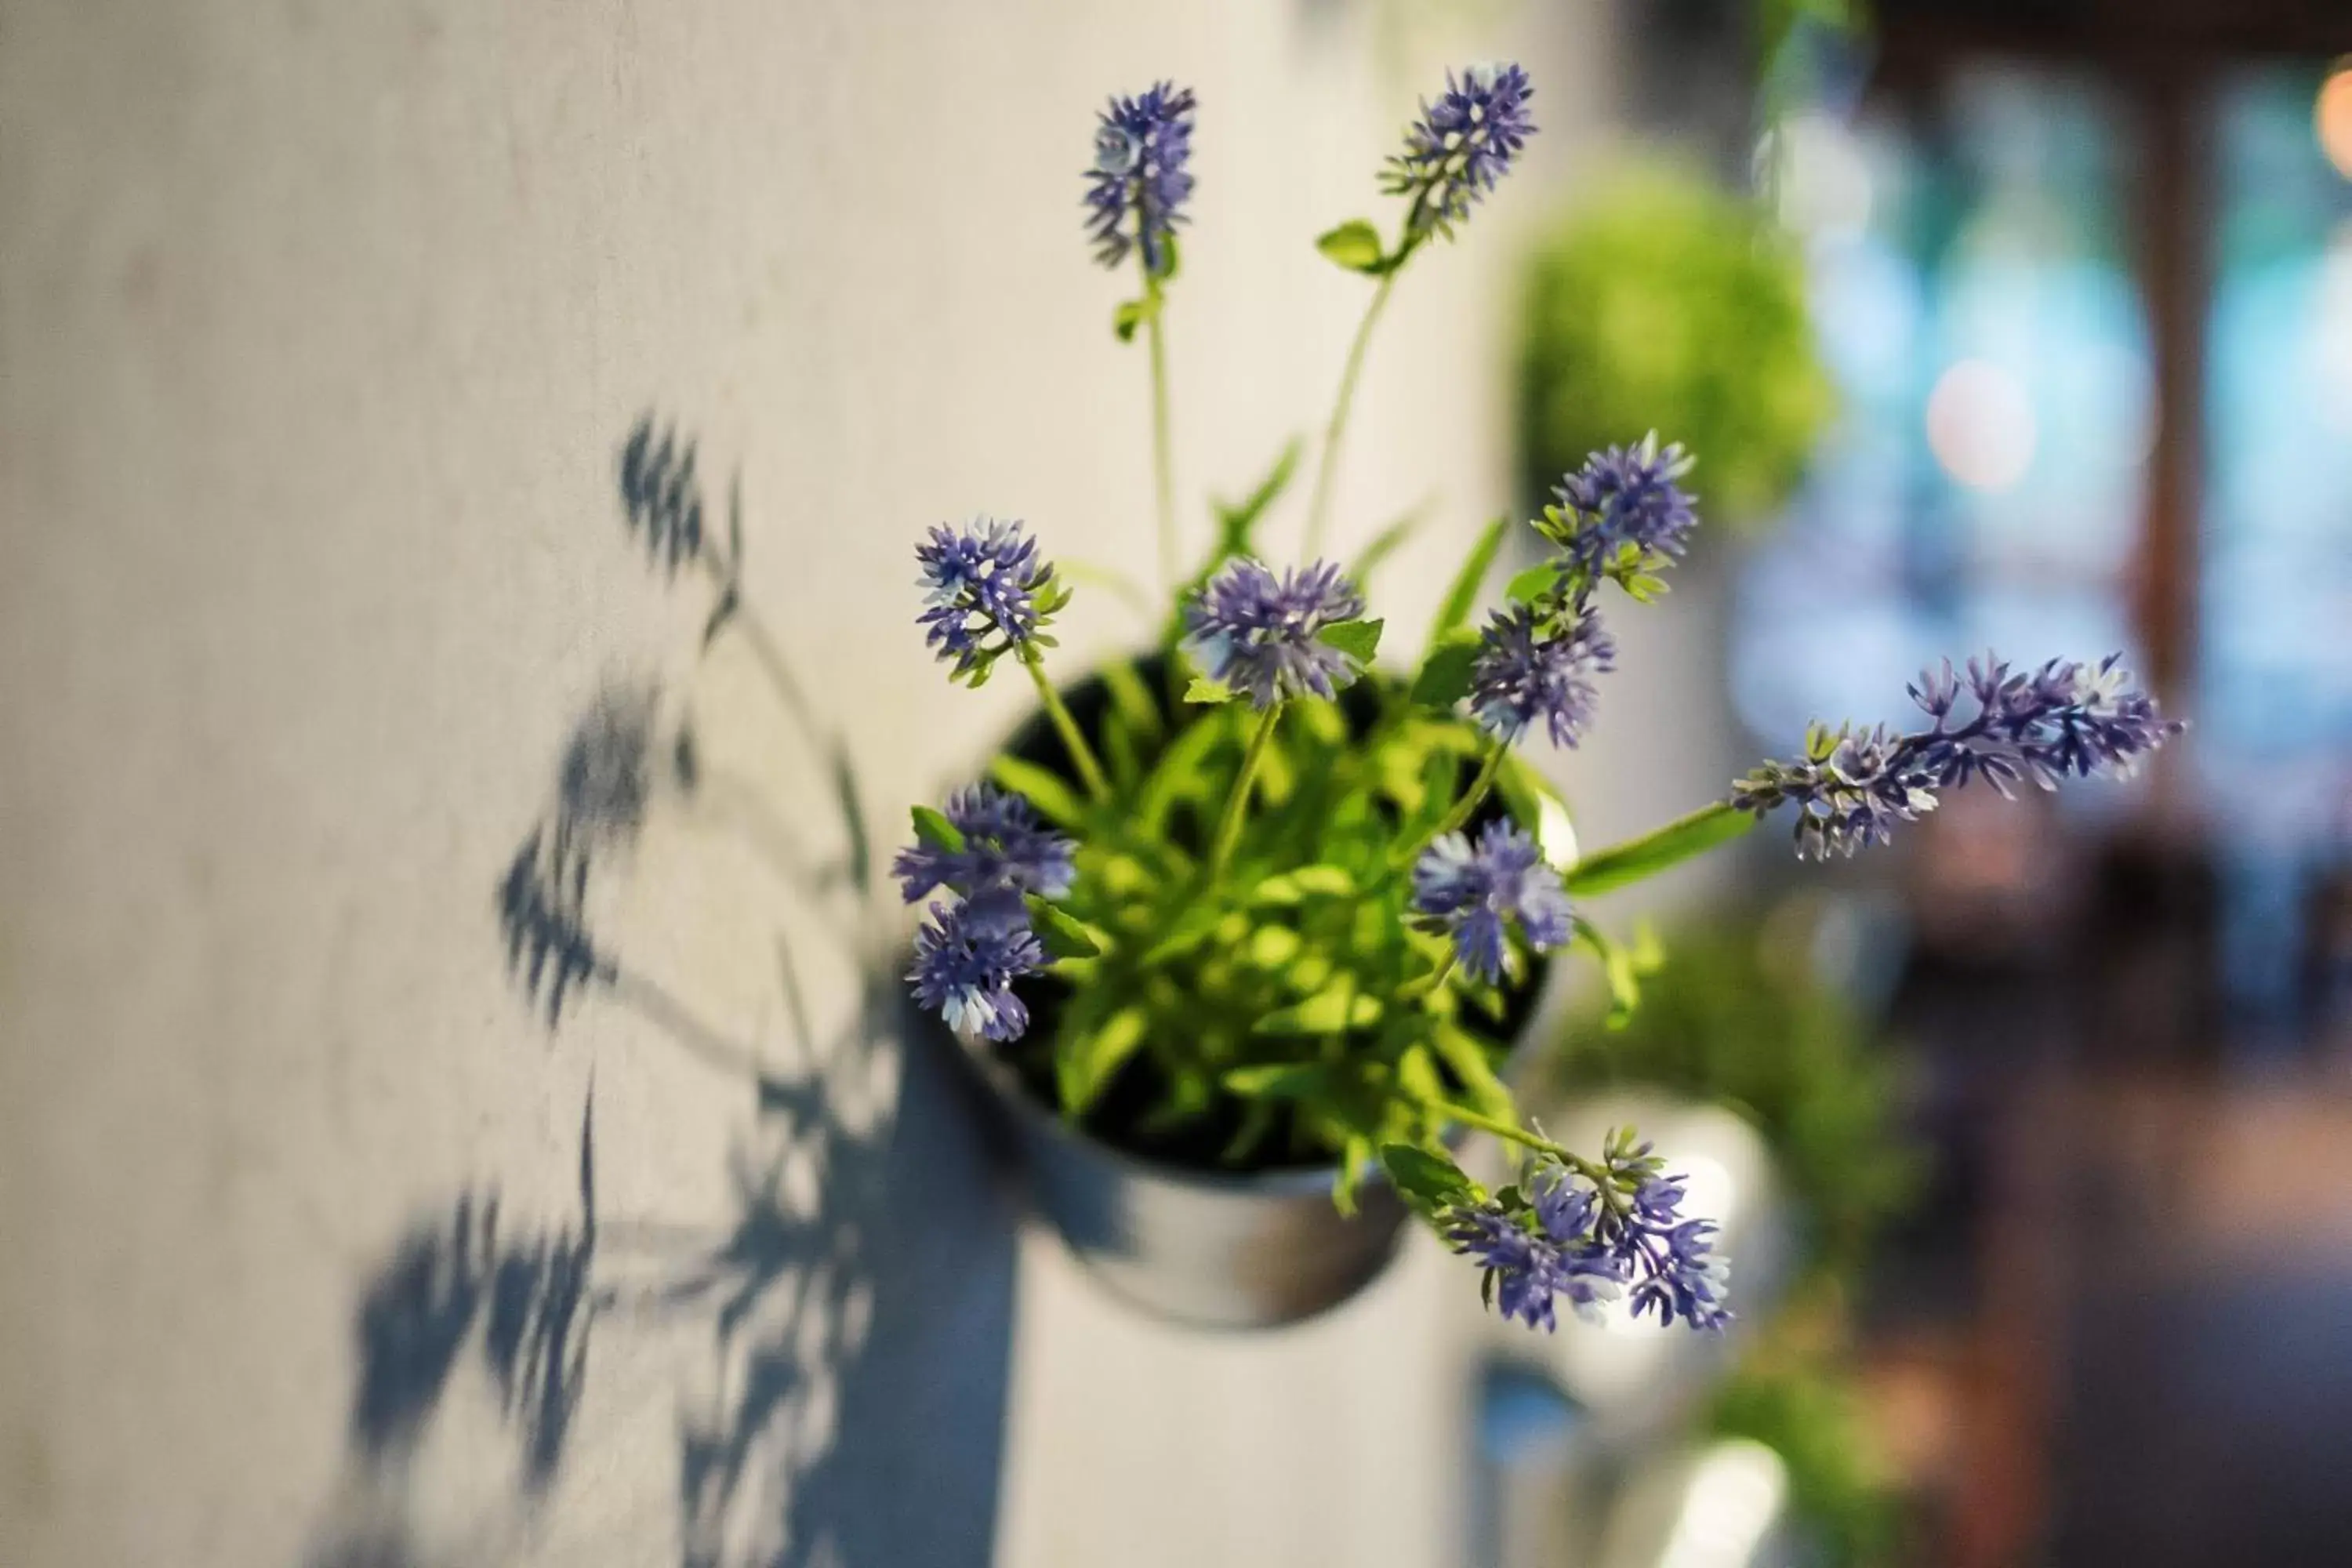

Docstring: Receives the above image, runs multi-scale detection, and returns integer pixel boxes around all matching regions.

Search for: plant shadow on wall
[307,415,1018,1568]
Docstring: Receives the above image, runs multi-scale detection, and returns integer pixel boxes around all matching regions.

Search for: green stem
[1561,800,1752,897]
[1399,953,1457,1002]
[1431,741,1509,841]
[1302,268,1399,558]
[1144,272,1178,593]
[1428,1100,1613,1189]
[1021,645,1112,802]
[1392,739,1509,873]
[1208,704,1283,879]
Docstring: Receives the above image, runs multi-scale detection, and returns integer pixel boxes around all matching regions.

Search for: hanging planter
[881,67,2180,1341]
[957,1039,1436,1329]
[927,659,1563,1329]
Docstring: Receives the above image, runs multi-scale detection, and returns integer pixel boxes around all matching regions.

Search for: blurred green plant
[1545,903,1922,1563]
[1709,1290,1905,1568]
[1542,900,1921,1284]
[1516,169,1835,528]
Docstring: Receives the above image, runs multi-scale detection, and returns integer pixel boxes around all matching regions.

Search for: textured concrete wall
[0,3,1737,1565]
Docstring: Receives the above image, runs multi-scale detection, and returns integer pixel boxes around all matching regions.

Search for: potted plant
[890,66,2183,1333]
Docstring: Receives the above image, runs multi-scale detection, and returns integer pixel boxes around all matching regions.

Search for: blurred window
[2201,64,2352,1036]
[1733,65,2151,804]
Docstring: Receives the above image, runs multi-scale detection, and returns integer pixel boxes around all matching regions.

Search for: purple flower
[1540,434,1700,588]
[1181,557,1367,709]
[915,518,1059,682]
[907,891,1047,1043]
[1085,82,1197,274]
[894,782,1076,903]
[1410,821,1573,985]
[1447,1150,1731,1334]
[1469,602,1615,748]
[1531,1164,1600,1243]
[1631,1174,1687,1225]
[1628,1217,1733,1331]
[1445,1207,1563,1329]
[1444,1206,1621,1330]
[1731,652,2184,860]
[1382,63,1536,241]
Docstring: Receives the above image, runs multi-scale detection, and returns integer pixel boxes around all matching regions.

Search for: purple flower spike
[907,891,1047,1044]
[1085,81,1197,274]
[894,782,1076,904]
[915,518,1059,682]
[1542,434,1700,587]
[1469,601,1616,749]
[1181,557,1367,709]
[1410,820,1573,985]
[1382,63,1536,241]
[1445,1146,1732,1335]
[1731,652,2185,860]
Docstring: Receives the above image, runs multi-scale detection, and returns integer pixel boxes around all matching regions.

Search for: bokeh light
[1926,358,2038,491]
[2318,60,2352,180]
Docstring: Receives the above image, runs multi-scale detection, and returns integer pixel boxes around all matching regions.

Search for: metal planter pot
[937,960,1566,1331]
[953,1036,1418,1330]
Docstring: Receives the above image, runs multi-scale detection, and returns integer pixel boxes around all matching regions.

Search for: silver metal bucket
[954,1039,1416,1330]
[937,941,1569,1331]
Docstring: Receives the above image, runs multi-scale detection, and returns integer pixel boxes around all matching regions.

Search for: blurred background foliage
[1541,900,1923,1284]
[1516,168,1836,528]
[1709,1323,1905,1568]
[1535,895,1924,1563]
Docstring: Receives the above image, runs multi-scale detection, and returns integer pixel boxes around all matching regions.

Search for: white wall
[0,3,1739,1565]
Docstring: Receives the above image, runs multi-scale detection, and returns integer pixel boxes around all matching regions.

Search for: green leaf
[1139,898,1226,967]
[987,756,1085,828]
[1350,502,1429,584]
[1134,710,1235,834]
[1061,558,1155,618]
[1504,562,1561,605]
[1573,916,1644,1028]
[1112,297,1153,343]
[1317,617,1384,666]
[1100,658,1165,740]
[1099,705,1139,790]
[1255,987,1381,1036]
[1199,439,1305,575]
[1059,1007,1147,1114]
[1410,627,1483,710]
[1431,1023,1516,1120]
[1250,864,1357,905]
[1222,1062,1329,1099]
[1334,1135,1372,1215]
[1025,896,1104,960]
[1398,1044,1446,1105]
[909,805,967,854]
[1184,676,1236,706]
[1315,219,1387,274]
[1220,1099,1281,1165]
[1427,516,1510,641]
[1379,1144,1475,1214]
[1563,802,1756,896]
[1247,924,1304,969]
